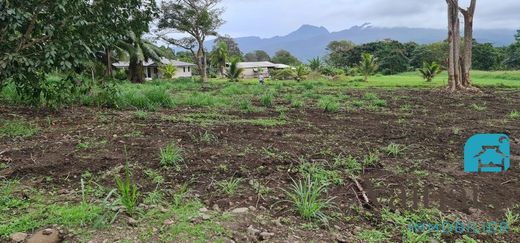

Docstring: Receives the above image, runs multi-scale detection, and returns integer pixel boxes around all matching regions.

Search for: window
[188,67,191,72]
[183,67,186,72]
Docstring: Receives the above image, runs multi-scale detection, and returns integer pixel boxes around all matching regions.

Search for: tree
[418,62,443,82]
[0,0,154,104]
[243,50,270,62]
[473,42,503,70]
[272,50,300,66]
[158,0,224,82]
[210,42,228,77]
[445,0,478,92]
[326,40,355,67]
[116,31,163,83]
[226,58,243,82]
[358,53,379,82]
[214,35,242,59]
[308,57,323,71]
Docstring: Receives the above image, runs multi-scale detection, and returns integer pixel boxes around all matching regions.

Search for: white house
[233,61,291,79]
[113,57,196,79]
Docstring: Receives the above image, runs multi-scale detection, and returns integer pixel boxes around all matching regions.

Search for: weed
[471,103,487,112]
[144,190,164,205]
[318,96,340,113]
[291,98,304,108]
[124,130,143,138]
[216,177,242,195]
[505,208,519,227]
[509,110,519,119]
[298,160,343,185]
[134,110,149,120]
[364,92,379,100]
[362,151,381,167]
[238,98,254,113]
[160,142,183,169]
[357,229,388,243]
[199,131,217,144]
[333,154,362,176]
[0,120,39,138]
[115,161,140,216]
[260,92,274,107]
[283,176,335,224]
[452,127,462,135]
[384,143,406,157]
[249,179,272,199]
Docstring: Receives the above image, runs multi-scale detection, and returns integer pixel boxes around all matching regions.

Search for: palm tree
[116,31,163,83]
[294,64,310,82]
[210,42,228,77]
[160,64,177,80]
[358,53,379,82]
[418,62,443,82]
[226,58,243,82]
[308,57,323,72]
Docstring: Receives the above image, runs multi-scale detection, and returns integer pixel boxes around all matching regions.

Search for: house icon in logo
[464,134,510,173]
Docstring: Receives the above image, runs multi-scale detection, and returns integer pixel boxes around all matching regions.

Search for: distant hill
[205,24,516,62]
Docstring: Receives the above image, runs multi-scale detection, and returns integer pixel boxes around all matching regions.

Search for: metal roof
[112,57,196,68]
[236,61,290,69]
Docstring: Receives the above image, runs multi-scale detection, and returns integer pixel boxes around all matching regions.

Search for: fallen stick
[351,177,371,207]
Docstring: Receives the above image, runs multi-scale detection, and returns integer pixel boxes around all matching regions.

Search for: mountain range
[207,24,517,62]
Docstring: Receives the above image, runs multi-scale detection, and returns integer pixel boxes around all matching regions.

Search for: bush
[320,66,345,77]
[270,69,294,80]
[114,69,128,81]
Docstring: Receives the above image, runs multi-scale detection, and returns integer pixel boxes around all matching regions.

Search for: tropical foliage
[358,53,379,82]
[417,62,443,82]
[226,58,244,82]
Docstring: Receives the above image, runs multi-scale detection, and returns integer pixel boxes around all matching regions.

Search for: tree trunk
[129,57,144,83]
[460,0,476,87]
[446,0,478,92]
[196,39,208,82]
[105,48,113,77]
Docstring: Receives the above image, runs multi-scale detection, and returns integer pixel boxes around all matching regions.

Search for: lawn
[0,71,519,242]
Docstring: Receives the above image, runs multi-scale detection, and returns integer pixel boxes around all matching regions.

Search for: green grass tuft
[0,120,39,138]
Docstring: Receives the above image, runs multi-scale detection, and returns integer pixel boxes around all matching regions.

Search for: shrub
[114,69,128,81]
[160,64,177,79]
[283,176,335,224]
[417,62,442,82]
[320,66,345,77]
[270,69,295,80]
[160,142,183,169]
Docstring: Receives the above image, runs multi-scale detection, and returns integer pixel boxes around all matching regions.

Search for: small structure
[233,61,291,79]
[113,57,196,80]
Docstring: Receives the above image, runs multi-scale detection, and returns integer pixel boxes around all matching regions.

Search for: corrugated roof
[112,57,196,67]
[237,62,277,69]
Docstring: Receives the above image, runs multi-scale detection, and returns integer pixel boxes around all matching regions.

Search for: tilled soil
[1,88,519,242]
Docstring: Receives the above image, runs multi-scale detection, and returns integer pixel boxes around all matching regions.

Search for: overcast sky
[217,0,520,38]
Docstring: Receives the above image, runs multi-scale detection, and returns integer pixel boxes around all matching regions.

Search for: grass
[471,103,487,112]
[160,142,184,169]
[384,143,406,157]
[283,176,335,224]
[318,96,340,113]
[115,161,140,216]
[333,154,363,176]
[260,92,274,107]
[509,110,519,119]
[0,120,39,138]
[216,177,242,195]
[199,131,218,144]
[298,160,343,185]
[357,229,388,243]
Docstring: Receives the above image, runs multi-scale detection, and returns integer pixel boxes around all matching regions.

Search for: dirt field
[1,88,519,242]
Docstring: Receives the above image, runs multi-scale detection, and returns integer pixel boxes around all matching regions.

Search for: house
[112,57,196,80]
[233,61,291,79]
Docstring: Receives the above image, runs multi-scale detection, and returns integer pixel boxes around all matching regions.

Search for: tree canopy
[271,50,300,66]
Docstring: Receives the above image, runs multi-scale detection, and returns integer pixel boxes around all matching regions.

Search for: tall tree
[158,0,225,82]
[459,0,477,87]
[272,50,300,66]
[209,42,228,77]
[243,50,270,62]
[214,35,242,59]
[445,0,478,92]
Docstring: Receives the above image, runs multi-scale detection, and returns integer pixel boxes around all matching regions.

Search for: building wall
[175,66,193,78]
[241,67,270,79]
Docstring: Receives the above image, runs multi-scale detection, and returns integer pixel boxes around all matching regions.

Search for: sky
[217,0,520,38]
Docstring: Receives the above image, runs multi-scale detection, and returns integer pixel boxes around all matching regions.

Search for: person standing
[258,74,265,85]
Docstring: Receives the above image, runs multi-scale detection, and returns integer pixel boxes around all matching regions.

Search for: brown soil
[1,88,519,242]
